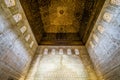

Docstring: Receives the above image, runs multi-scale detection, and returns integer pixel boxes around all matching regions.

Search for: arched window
[59,49,64,55]
[43,48,48,55]
[67,49,72,55]
[74,49,80,55]
[51,49,56,55]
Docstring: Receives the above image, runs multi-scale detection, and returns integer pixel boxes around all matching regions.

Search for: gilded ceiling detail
[40,0,85,33]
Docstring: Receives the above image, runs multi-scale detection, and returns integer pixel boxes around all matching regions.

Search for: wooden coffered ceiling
[20,0,105,45]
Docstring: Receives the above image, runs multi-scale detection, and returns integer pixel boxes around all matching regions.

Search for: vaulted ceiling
[20,0,105,45]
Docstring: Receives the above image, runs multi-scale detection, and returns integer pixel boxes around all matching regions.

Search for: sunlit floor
[34,54,88,80]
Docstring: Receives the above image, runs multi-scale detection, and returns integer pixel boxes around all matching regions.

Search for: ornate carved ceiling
[39,0,85,33]
[20,0,105,45]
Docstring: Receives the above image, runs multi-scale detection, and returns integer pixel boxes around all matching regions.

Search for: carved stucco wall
[0,0,38,80]
[25,46,98,80]
[86,0,120,80]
